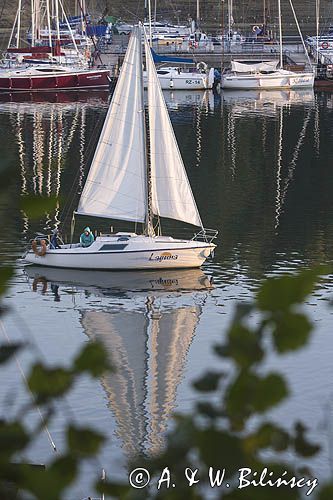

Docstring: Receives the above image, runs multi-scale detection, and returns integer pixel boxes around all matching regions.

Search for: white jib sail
[144,34,203,228]
[77,26,147,223]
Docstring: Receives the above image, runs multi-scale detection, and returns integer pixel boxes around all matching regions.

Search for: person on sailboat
[50,229,61,249]
[80,227,94,247]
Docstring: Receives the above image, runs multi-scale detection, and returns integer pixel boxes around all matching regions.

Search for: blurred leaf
[74,341,112,377]
[0,343,22,364]
[244,422,290,454]
[294,422,320,457]
[318,483,333,500]
[0,421,29,457]
[28,363,73,401]
[253,373,288,412]
[196,428,243,477]
[224,323,264,368]
[272,312,312,353]
[67,426,104,457]
[196,402,222,419]
[0,267,14,296]
[20,195,59,220]
[22,455,77,500]
[192,371,223,392]
[257,269,319,312]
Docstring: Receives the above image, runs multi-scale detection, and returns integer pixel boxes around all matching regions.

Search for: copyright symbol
[129,468,150,488]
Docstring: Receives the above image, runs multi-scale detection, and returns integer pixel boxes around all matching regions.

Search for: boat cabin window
[35,68,63,73]
[117,237,129,241]
[99,244,128,251]
[157,70,170,75]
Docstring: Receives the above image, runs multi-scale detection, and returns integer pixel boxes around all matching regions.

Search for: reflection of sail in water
[81,304,201,457]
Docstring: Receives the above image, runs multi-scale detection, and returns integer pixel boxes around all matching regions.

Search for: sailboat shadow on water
[24,24,217,271]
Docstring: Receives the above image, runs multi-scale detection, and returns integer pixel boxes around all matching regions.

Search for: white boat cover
[231,60,279,73]
[77,26,147,223]
[144,32,202,227]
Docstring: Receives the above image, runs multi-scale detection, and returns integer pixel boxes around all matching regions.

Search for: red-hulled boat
[0,64,110,91]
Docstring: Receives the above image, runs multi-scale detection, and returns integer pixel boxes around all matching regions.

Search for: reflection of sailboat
[24,265,209,456]
[3,94,108,232]
[82,303,201,456]
[222,89,315,117]
[24,266,213,296]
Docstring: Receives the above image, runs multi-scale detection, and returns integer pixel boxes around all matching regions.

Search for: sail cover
[77,27,147,223]
[144,34,202,227]
[231,60,279,73]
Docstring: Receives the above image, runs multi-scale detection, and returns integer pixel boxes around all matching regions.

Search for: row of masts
[8,0,88,52]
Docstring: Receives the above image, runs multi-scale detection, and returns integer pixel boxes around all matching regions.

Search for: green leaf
[257,269,319,312]
[22,455,77,500]
[318,483,333,500]
[73,341,112,377]
[0,267,14,296]
[196,428,244,477]
[192,371,223,392]
[67,426,104,457]
[294,422,320,457]
[225,323,264,368]
[0,421,29,457]
[0,343,22,364]
[28,363,73,401]
[20,195,59,220]
[272,312,312,353]
[244,422,290,454]
[253,373,288,412]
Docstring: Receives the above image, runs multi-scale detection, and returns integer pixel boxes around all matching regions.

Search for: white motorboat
[221,60,314,90]
[24,25,217,270]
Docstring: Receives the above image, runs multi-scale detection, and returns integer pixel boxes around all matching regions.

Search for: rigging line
[9,309,107,475]
[0,319,57,452]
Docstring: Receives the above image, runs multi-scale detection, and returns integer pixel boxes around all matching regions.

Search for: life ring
[252,25,260,33]
[32,277,47,294]
[32,239,47,257]
[321,42,329,49]
[196,61,208,73]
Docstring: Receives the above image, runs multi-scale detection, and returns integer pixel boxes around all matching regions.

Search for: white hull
[221,71,314,90]
[144,67,214,90]
[24,234,216,270]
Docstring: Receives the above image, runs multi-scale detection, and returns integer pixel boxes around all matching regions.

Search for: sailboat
[0,0,110,91]
[24,24,217,270]
[221,0,314,90]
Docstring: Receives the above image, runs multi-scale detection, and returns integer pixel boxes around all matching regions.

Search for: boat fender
[322,42,329,50]
[32,239,47,257]
[196,61,208,73]
[169,78,174,88]
[32,277,47,294]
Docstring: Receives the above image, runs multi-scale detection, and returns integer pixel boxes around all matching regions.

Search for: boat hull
[221,72,314,90]
[0,69,110,91]
[24,237,216,270]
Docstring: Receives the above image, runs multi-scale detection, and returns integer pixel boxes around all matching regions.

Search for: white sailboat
[24,25,217,270]
[221,0,314,90]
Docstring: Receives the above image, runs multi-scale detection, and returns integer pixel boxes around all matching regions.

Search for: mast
[315,0,320,65]
[196,0,200,28]
[277,0,283,68]
[148,0,152,47]
[17,0,22,47]
[139,25,154,236]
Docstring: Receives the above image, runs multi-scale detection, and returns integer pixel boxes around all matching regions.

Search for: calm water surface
[0,88,333,498]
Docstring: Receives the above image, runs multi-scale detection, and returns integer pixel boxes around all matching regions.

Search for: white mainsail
[77,26,147,223]
[144,34,203,228]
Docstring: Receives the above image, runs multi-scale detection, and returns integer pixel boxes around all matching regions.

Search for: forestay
[77,26,147,223]
[145,34,203,228]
